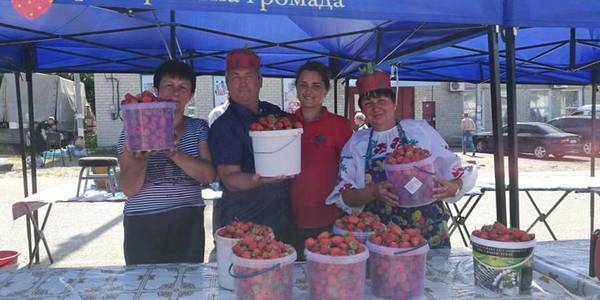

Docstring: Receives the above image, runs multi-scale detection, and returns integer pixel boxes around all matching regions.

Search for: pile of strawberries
[305,231,365,257]
[472,221,535,242]
[305,232,368,299]
[334,212,385,233]
[369,223,426,248]
[250,114,303,131]
[216,220,273,240]
[232,236,293,260]
[386,144,431,164]
[121,91,168,105]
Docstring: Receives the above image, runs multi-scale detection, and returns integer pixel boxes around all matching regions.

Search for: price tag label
[404,177,423,194]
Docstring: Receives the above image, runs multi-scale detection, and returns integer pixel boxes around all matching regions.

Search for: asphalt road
[1,152,599,268]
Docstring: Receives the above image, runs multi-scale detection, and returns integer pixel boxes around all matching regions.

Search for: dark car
[548,116,600,155]
[473,122,581,159]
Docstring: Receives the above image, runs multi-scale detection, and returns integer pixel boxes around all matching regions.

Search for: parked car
[473,122,581,159]
[548,116,600,155]
[571,104,600,117]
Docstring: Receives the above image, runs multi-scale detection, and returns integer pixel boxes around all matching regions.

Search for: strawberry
[472,222,535,242]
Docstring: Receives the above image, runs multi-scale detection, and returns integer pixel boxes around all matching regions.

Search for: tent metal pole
[14,72,29,197]
[334,78,338,115]
[24,47,37,195]
[170,10,177,60]
[487,25,507,225]
[505,27,520,228]
[591,70,597,236]
[344,77,350,118]
[570,28,576,70]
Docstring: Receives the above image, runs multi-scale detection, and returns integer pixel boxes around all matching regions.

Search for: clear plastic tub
[231,248,297,300]
[367,240,429,299]
[304,246,369,300]
[384,156,437,207]
[122,102,175,151]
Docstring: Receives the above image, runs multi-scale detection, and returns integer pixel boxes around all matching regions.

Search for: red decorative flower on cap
[356,63,391,95]
[226,48,260,71]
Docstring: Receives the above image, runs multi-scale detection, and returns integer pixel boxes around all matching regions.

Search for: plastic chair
[43,131,66,166]
[76,157,119,197]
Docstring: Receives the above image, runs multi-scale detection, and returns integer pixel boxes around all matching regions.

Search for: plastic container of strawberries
[231,248,296,300]
[367,239,429,299]
[122,101,176,151]
[304,247,369,300]
[384,156,437,207]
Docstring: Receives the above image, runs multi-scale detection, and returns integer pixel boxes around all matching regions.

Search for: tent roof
[0,0,501,77]
[382,27,600,85]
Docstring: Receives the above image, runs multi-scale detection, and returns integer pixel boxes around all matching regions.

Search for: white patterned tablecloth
[0,248,577,299]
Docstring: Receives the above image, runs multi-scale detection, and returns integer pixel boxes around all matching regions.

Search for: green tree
[54,73,95,114]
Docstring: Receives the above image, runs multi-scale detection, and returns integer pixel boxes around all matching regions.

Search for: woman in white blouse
[326,68,476,248]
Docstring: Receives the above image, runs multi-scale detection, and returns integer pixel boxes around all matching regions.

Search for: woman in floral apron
[326,67,477,249]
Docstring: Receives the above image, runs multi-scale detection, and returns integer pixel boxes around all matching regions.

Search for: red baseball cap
[226,48,260,71]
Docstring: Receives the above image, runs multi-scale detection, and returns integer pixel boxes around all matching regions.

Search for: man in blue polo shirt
[208,48,290,239]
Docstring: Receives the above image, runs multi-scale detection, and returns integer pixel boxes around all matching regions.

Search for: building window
[528,90,550,122]
[140,74,154,92]
[463,91,476,119]
[560,90,580,116]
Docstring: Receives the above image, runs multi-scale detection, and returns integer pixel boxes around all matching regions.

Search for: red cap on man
[226,48,261,71]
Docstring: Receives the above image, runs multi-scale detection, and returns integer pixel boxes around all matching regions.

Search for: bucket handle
[228,263,281,279]
[393,242,428,255]
[253,133,300,154]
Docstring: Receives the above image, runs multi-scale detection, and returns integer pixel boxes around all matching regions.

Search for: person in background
[354,111,368,131]
[326,67,477,249]
[288,61,353,260]
[33,116,57,156]
[461,112,477,156]
[117,60,216,265]
[208,48,291,240]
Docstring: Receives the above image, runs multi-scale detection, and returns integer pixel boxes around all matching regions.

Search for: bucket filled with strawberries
[384,144,437,207]
[470,222,536,295]
[121,91,176,151]
[230,236,296,300]
[366,223,429,300]
[248,114,303,177]
[333,212,385,243]
[215,221,274,290]
[304,232,369,300]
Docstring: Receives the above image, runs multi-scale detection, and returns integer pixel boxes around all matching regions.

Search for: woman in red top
[289,61,353,259]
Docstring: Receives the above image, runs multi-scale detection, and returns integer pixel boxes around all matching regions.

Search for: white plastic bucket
[304,247,369,300]
[367,240,429,299]
[231,249,297,300]
[215,227,240,290]
[470,235,536,295]
[249,128,303,177]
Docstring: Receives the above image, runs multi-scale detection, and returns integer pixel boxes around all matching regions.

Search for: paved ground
[0,152,599,269]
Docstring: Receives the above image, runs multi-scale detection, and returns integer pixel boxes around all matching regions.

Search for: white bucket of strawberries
[249,114,303,177]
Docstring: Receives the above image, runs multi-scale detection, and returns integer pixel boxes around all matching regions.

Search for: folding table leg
[27,204,54,268]
[445,202,468,247]
[524,190,570,241]
[26,216,32,264]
